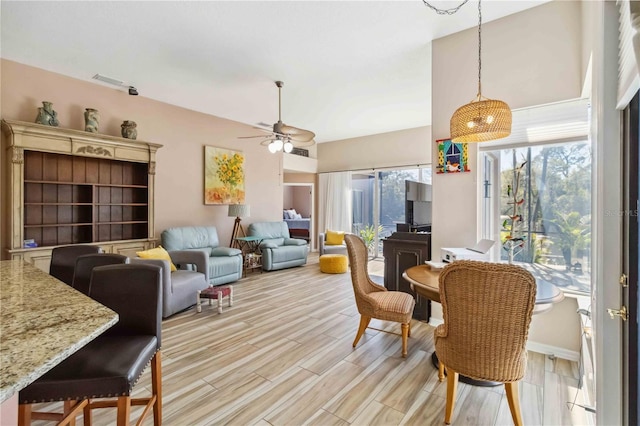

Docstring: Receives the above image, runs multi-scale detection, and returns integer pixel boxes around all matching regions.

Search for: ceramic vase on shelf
[121,120,137,140]
[35,101,59,127]
[84,108,100,133]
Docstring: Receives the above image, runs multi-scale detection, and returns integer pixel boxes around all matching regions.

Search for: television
[405,180,432,227]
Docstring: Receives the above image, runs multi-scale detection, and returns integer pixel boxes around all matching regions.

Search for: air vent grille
[92,74,124,86]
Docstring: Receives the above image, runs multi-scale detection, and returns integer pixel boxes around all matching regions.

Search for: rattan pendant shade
[450,97,512,143]
[448,0,511,143]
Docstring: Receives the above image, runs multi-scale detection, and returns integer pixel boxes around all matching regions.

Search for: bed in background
[283,209,310,241]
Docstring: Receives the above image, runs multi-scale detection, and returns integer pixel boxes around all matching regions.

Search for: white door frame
[283,182,315,251]
[594,1,623,423]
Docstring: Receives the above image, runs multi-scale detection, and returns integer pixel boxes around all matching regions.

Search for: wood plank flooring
[31,254,595,425]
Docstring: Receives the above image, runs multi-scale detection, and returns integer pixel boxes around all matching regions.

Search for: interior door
[622,91,639,426]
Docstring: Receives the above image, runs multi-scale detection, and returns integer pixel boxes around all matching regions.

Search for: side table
[235,236,265,277]
[243,252,263,277]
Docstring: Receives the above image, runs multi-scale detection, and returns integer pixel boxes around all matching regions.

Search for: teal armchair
[248,222,308,271]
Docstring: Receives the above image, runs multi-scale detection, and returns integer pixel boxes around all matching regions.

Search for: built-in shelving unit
[1,119,162,271]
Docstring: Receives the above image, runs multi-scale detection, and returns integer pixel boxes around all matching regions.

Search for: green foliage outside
[498,144,591,271]
[359,224,384,253]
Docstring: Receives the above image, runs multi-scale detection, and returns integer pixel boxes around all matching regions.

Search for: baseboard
[525,341,579,362]
[425,318,579,362]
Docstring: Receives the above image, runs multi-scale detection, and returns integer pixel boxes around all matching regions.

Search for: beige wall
[318,126,431,173]
[1,59,284,249]
[430,1,584,353]
[431,0,583,254]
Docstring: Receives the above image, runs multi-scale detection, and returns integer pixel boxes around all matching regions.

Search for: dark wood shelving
[24,223,93,228]
[22,151,150,247]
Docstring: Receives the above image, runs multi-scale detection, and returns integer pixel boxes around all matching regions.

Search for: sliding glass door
[352,167,431,258]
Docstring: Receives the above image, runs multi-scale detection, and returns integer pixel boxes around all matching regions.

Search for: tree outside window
[489,142,591,293]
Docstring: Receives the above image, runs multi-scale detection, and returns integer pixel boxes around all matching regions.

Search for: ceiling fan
[240,81,315,153]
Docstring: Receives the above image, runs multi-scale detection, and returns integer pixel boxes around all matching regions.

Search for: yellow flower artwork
[204,146,245,205]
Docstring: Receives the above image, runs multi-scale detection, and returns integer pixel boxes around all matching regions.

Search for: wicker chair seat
[367,292,414,323]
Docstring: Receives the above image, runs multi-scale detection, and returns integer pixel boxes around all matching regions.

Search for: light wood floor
[32,254,594,425]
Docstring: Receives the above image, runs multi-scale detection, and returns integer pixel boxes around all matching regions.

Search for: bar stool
[19,264,163,426]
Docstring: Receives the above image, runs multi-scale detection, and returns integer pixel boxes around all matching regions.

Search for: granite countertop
[0,260,118,403]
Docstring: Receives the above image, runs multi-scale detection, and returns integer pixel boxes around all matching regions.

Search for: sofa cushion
[210,255,242,278]
[248,222,290,239]
[211,247,242,257]
[162,226,220,251]
[136,246,177,271]
[270,245,308,264]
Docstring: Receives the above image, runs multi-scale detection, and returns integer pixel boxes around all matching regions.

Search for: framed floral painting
[204,146,245,205]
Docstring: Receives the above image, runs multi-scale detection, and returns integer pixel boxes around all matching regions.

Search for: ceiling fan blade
[290,138,316,148]
[279,124,315,142]
[238,135,272,139]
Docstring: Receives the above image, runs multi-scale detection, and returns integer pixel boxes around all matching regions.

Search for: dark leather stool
[72,253,128,296]
[49,245,101,286]
[19,264,163,426]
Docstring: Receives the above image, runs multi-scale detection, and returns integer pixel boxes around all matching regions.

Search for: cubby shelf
[2,119,162,266]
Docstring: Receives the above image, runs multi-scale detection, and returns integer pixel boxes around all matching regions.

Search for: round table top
[403,264,564,313]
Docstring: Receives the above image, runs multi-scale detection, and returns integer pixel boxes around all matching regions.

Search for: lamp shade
[228,204,250,218]
[450,98,512,143]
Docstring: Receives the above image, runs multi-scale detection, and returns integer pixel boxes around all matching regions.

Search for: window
[482,142,592,294]
[351,167,431,258]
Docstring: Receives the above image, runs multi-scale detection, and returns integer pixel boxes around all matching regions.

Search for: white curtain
[318,171,352,233]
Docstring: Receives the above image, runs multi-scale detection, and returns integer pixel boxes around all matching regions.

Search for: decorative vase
[120,120,137,139]
[35,101,59,127]
[84,108,100,133]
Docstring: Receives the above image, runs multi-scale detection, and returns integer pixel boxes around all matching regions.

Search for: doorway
[283,183,315,250]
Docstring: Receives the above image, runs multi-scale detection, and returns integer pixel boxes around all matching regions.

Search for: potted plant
[359,224,384,257]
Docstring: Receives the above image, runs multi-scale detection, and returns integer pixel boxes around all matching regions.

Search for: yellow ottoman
[319,254,348,274]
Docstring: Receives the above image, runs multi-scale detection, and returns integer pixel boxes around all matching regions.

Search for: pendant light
[449,0,511,143]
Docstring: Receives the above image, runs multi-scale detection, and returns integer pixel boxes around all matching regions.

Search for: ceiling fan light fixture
[268,141,278,153]
[273,138,284,151]
[283,140,293,153]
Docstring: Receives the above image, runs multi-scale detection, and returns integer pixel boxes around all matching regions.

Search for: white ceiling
[1,0,549,143]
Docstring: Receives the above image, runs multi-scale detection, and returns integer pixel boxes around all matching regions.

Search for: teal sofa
[161,226,243,285]
[248,222,308,271]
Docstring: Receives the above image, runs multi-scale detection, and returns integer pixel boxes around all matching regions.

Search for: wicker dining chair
[344,234,415,357]
[435,260,536,425]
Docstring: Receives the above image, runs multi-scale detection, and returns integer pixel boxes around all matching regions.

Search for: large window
[352,167,431,258]
[482,142,591,294]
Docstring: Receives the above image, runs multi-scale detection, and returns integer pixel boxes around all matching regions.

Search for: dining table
[402,262,565,386]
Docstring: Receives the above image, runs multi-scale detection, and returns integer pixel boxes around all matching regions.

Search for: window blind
[479,98,590,151]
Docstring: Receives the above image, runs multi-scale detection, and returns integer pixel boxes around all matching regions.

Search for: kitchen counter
[0,260,118,403]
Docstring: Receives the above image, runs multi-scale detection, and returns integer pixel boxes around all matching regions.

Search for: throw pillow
[326,230,345,245]
[136,246,177,271]
[294,213,303,219]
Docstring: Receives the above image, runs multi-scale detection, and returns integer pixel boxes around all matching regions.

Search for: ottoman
[319,254,348,274]
[196,285,233,314]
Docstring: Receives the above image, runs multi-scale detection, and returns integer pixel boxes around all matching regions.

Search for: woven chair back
[344,234,383,312]
[436,260,536,382]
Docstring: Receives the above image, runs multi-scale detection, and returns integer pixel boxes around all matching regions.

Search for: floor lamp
[229,204,250,248]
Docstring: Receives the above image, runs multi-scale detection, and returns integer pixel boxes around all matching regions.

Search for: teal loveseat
[248,221,308,271]
[161,226,243,285]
